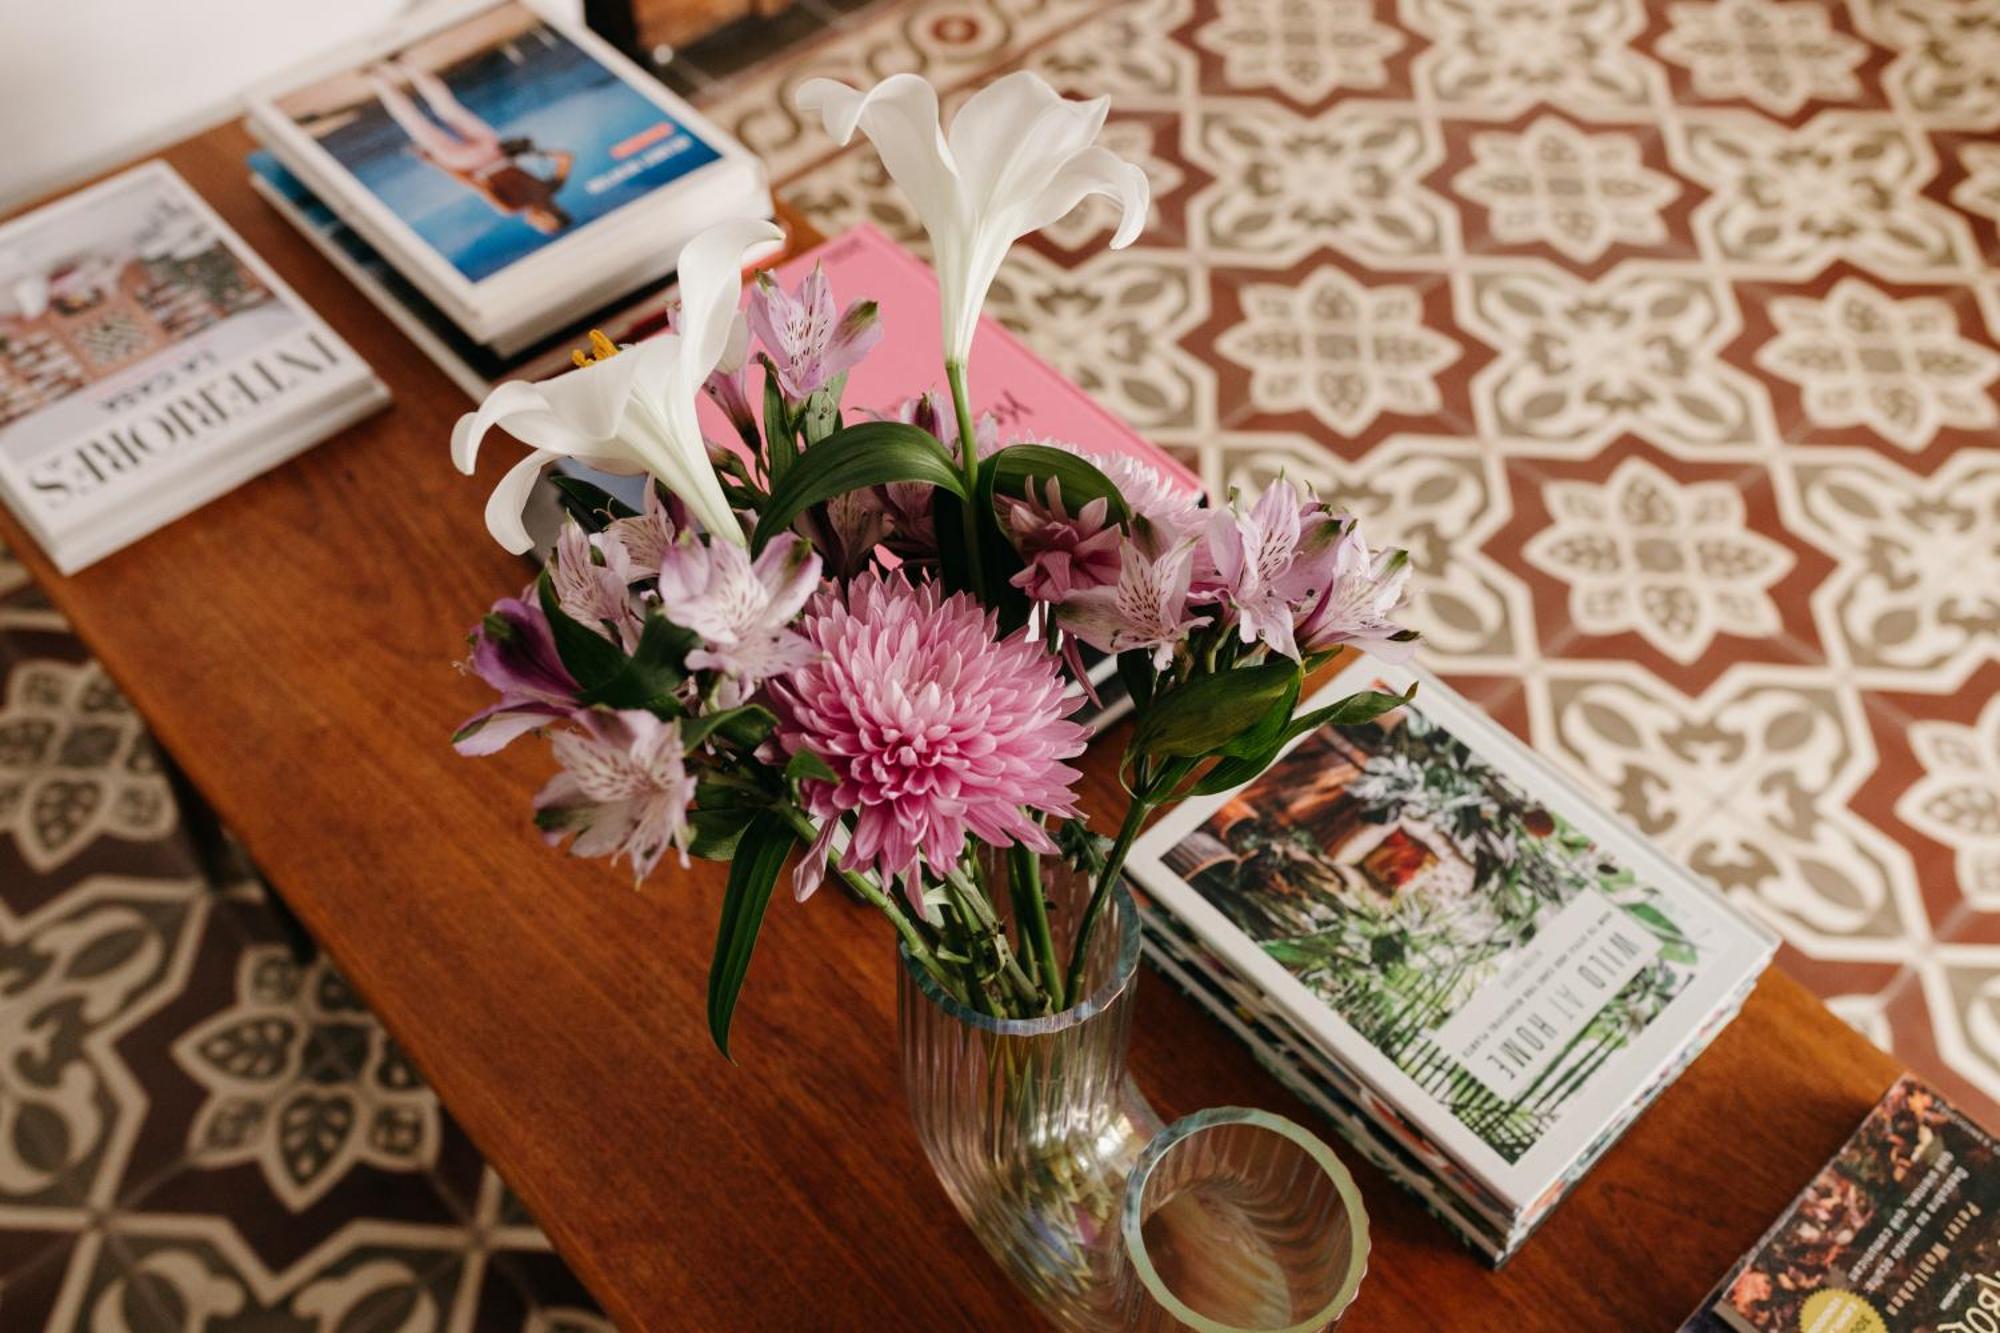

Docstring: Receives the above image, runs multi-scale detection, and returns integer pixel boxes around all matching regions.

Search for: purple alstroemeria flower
[657,531,823,707]
[454,592,582,756]
[1293,519,1419,661]
[534,709,698,881]
[1057,518,1211,670]
[1199,479,1328,661]
[747,263,883,401]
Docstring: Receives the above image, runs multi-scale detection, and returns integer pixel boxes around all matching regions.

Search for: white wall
[0,0,584,210]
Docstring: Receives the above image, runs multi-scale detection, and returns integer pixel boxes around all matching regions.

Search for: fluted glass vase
[898,857,1369,1331]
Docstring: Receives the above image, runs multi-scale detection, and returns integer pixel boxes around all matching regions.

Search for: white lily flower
[452,217,783,553]
[795,71,1149,366]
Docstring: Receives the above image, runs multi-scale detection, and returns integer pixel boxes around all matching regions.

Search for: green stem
[1062,795,1154,1005]
[944,359,986,596]
[774,805,956,1001]
[943,864,1043,1012]
[1010,844,1064,1012]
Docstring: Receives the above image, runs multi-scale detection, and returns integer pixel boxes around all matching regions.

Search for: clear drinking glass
[897,857,1369,1331]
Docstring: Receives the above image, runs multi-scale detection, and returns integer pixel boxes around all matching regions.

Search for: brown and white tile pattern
[694,0,2000,1119]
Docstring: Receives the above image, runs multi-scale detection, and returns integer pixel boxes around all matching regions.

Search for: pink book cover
[695,223,1204,496]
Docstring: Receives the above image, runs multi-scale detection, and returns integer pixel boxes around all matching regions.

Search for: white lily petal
[484,448,560,555]
[1019,145,1151,249]
[798,72,1147,366]
[453,380,554,474]
[949,73,1105,213]
[533,347,650,439]
[797,75,963,240]
[717,310,750,375]
[673,217,786,390]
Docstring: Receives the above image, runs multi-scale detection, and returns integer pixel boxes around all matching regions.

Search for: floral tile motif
[1529,664,1928,957]
[1853,0,2000,130]
[1520,454,1796,664]
[1753,277,2000,453]
[171,945,440,1213]
[1671,111,1978,280]
[1212,266,1460,434]
[1776,447,2000,689]
[983,246,1218,433]
[1652,0,1868,117]
[1402,0,1663,118]
[1898,696,2000,914]
[0,660,176,876]
[1450,117,1681,265]
[1457,260,1775,458]
[1183,100,1454,269]
[1189,0,1403,104]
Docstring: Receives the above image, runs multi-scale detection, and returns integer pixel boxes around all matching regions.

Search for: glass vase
[898,858,1369,1331]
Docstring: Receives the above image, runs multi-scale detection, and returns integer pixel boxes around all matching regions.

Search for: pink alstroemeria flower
[657,532,822,707]
[1293,519,1419,661]
[453,593,581,756]
[602,484,685,574]
[1006,478,1121,602]
[535,710,697,881]
[1200,479,1328,661]
[748,263,883,401]
[1057,519,1211,669]
[550,523,642,649]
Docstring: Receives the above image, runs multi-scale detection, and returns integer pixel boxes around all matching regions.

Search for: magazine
[1684,1076,2000,1333]
[1125,658,1775,1221]
[0,162,385,572]
[246,0,767,346]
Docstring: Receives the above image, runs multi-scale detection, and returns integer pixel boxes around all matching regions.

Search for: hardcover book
[1125,657,1774,1253]
[245,0,769,350]
[1683,1076,2000,1333]
[0,162,385,573]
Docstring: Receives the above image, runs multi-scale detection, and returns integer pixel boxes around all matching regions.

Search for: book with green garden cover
[1682,1076,2000,1333]
[1125,657,1775,1230]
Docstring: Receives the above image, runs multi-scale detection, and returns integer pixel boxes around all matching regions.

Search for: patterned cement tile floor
[7,0,2000,1326]
[0,561,608,1327]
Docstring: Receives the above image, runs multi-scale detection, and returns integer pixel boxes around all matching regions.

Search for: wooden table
[1,123,1904,1330]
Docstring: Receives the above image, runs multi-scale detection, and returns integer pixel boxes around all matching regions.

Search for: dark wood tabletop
[0,122,1905,1331]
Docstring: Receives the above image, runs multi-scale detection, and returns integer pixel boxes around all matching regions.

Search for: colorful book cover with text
[1699,1076,2000,1333]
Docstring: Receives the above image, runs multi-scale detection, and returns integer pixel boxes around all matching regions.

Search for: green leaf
[575,614,698,711]
[1185,669,1304,795]
[680,704,778,752]
[548,475,638,531]
[687,804,760,860]
[984,443,1131,525]
[751,422,965,552]
[1132,661,1303,759]
[535,570,628,691]
[800,374,845,446]
[1280,684,1416,744]
[1115,650,1156,714]
[762,359,795,484]
[707,810,798,1058]
[784,748,838,786]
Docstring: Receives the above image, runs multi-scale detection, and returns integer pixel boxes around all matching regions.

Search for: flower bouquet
[452,70,1403,1328]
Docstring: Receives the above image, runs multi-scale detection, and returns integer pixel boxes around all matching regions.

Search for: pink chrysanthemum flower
[770,572,1089,904]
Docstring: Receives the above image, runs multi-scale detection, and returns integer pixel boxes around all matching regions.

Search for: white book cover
[0,161,382,566]
[1124,658,1776,1219]
[245,0,767,341]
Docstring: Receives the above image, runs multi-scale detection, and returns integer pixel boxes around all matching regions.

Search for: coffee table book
[1124,658,1777,1263]
[1679,1075,2000,1332]
[243,0,771,354]
[0,161,386,574]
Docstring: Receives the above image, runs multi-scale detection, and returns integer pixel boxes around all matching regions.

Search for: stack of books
[244,0,771,382]
[1125,657,1777,1264]
[1681,1075,1999,1331]
[0,163,386,573]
